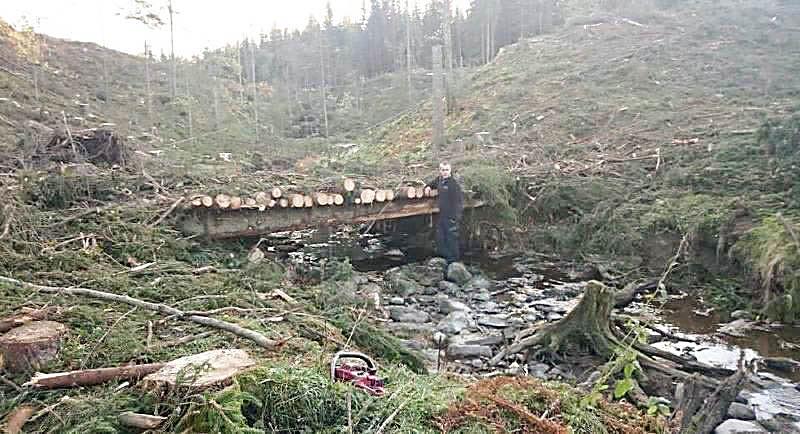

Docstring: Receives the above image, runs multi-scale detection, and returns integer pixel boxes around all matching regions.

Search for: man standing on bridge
[427,161,464,265]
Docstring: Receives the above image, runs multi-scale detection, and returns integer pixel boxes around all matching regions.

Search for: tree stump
[490,281,619,365]
[0,321,67,372]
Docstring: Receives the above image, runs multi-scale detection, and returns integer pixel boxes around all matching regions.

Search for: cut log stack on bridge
[186,177,436,212]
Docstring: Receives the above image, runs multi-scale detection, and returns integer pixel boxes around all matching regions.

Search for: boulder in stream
[713,419,767,434]
[446,262,472,285]
[437,311,473,335]
[388,306,430,323]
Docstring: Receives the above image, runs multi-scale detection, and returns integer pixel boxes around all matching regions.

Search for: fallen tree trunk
[672,357,751,434]
[0,275,279,350]
[24,363,165,389]
[614,280,657,308]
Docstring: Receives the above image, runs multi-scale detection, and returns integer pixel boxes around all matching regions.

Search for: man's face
[439,164,451,179]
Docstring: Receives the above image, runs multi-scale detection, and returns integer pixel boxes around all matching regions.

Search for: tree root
[493,280,730,411]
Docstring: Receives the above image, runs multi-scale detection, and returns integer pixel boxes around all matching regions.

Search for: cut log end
[333,194,345,206]
[119,412,167,430]
[0,321,67,373]
[271,187,282,199]
[214,194,231,209]
[360,189,376,204]
[343,178,356,192]
[255,192,269,205]
[201,195,214,207]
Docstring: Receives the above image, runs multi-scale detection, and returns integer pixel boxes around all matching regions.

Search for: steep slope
[369,0,800,317]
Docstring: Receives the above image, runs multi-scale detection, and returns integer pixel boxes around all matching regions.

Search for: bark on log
[672,358,751,434]
[332,194,345,206]
[271,187,282,199]
[0,321,67,373]
[118,412,166,430]
[614,280,657,308]
[24,363,165,389]
[0,275,279,350]
[401,186,417,199]
[343,178,356,192]
[201,195,213,207]
[0,307,61,333]
[214,194,231,209]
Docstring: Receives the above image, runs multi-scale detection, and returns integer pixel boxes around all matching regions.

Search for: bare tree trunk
[432,45,445,155]
[144,41,152,123]
[319,28,329,137]
[237,41,245,105]
[102,56,111,104]
[443,0,453,73]
[212,76,220,129]
[168,0,177,99]
[33,66,40,103]
[185,71,193,145]
[250,40,259,144]
[406,0,413,105]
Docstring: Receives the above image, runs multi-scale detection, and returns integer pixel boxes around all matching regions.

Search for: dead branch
[1,374,23,392]
[0,204,12,241]
[148,196,184,228]
[24,363,165,390]
[0,275,279,350]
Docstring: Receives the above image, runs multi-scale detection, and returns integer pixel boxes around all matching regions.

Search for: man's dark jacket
[427,176,464,222]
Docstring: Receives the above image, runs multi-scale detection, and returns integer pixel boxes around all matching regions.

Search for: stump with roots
[0,321,67,372]
[490,281,620,364]
[491,280,747,433]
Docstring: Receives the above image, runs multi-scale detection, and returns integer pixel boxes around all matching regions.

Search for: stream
[267,224,800,433]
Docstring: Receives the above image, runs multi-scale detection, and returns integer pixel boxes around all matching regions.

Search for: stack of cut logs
[187,178,438,211]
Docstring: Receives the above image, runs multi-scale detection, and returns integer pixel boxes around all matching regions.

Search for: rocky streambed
[336,255,800,434]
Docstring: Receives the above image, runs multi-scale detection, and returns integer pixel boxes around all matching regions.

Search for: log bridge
[179,180,484,239]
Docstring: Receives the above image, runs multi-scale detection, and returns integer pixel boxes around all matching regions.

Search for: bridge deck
[180,198,484,239]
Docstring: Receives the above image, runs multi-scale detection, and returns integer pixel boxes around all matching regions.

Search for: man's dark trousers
[436,217,460,264]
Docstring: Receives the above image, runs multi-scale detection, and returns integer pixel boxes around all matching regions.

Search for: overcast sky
[2,0,471,58]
